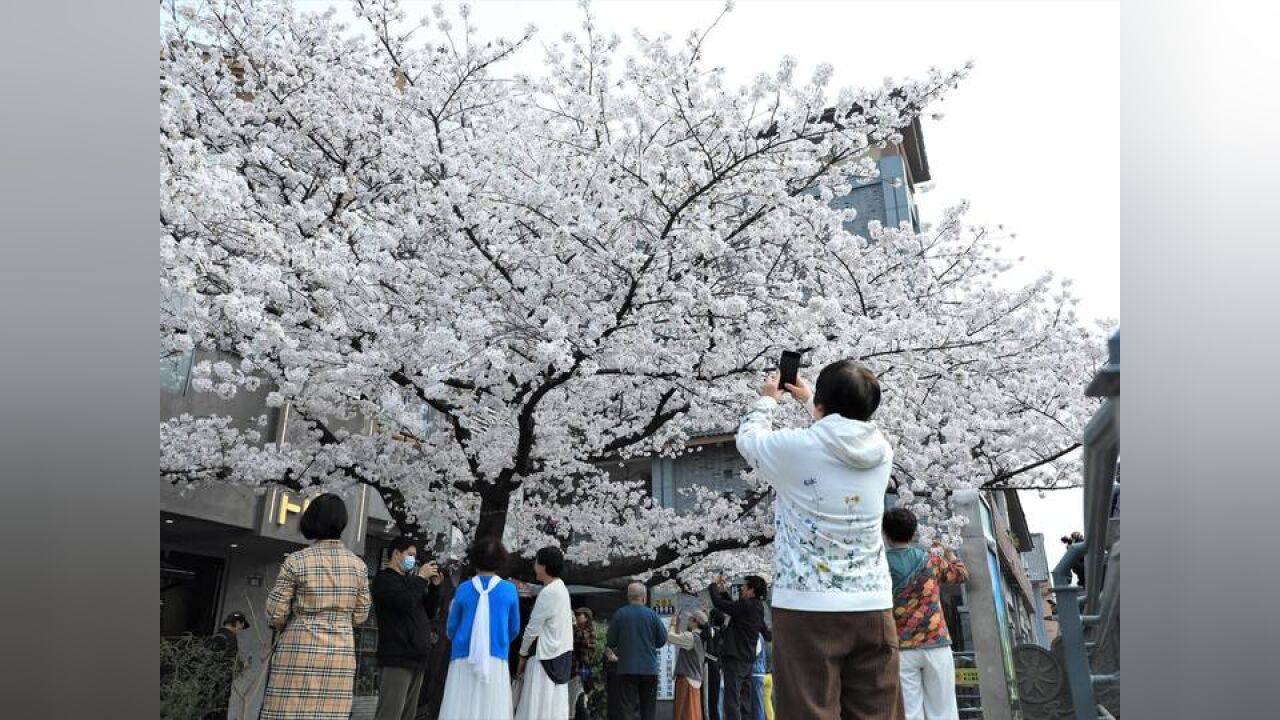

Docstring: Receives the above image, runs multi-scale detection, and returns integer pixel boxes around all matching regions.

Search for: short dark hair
[744,575,768,600]
[535,546,565,578]
[388,536,417,556]
[814,359,881,421]
[221,611,249,629]
[468,537,509,573]
[299,493,348,540]
[882,507,919,543]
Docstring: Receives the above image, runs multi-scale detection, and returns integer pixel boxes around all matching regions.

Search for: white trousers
[898,646,959,720]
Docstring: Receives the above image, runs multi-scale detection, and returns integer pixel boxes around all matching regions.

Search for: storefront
[161,482,402,719]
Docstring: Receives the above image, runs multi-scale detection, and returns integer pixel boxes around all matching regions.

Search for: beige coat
[260,539,371,720]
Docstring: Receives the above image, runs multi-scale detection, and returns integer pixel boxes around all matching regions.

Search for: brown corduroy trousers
[772,608,905,720]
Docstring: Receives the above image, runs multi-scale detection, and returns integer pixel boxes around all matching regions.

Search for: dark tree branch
[980,443,1083,489]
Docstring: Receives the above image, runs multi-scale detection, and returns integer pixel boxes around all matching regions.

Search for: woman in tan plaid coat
[261,494,372,720]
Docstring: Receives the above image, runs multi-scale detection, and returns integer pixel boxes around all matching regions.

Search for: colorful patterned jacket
[887,547,969,650]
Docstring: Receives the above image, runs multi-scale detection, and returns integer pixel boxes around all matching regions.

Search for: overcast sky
[292,0,1120,566]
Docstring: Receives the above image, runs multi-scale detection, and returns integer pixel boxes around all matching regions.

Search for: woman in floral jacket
[884,507,969,720]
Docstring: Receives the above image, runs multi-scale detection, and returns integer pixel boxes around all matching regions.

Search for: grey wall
[161,349,281,435]
[220,548,284,720]
[664,441,752,514]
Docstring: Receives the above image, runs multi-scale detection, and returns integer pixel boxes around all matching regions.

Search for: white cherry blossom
[160,0,1101,583]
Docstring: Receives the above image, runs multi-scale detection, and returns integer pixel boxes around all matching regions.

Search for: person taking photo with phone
[371,536,444,720]
[736,359,903,720]
[706,576,769,720]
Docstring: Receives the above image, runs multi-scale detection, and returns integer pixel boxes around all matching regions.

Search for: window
[670,443,750,514]
[161,287,195,393]
[161,350,194,394]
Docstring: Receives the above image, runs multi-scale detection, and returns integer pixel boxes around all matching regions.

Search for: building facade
[1023,532,1056,648]
[161,348,445,719]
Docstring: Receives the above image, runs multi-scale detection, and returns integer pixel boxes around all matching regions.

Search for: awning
[566,585,621,596]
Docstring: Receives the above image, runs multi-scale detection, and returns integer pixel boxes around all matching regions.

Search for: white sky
[294,0,1119,566]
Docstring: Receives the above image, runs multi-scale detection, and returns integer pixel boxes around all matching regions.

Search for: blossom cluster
[160,0,1100,580]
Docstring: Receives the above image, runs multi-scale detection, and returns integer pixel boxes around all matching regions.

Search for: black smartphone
[778,350,802,392]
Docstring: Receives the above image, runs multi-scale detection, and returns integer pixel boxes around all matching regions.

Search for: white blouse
[519,577,575,660]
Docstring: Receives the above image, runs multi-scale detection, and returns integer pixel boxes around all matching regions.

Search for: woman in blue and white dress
[439,538,522,720]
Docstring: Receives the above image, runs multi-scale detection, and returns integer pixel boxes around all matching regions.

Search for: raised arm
[666,616,696,651]
[735,397,782,478]
[935,547,970,585]
[735,393,806,486]
[707,583,749,622]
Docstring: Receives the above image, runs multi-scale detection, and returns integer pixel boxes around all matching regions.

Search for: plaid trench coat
[261,539,372,720]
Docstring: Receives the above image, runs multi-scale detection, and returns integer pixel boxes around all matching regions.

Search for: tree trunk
[475,488,511,542]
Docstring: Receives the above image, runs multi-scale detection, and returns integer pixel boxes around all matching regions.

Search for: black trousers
[705,659,723,720]
[606,663,623,720]
[720,659,755,720]
[616,674,659,720]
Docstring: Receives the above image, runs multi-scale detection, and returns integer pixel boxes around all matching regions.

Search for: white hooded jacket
[736,396,895,612]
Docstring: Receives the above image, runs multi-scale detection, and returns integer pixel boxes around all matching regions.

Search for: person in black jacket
[372,536,443,720]
[702,609,727,720]
[707,576,769,720]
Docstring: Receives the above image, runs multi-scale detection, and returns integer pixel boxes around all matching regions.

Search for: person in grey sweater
[667,611,708,720]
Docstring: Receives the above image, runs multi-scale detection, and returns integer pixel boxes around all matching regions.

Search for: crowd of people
[212,358,974,720]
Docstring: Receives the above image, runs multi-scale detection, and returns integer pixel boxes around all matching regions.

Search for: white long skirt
[439,656,515,720]
[515,659,570,720]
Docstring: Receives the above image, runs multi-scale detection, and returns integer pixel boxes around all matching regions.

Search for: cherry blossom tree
[160,0,1102,587]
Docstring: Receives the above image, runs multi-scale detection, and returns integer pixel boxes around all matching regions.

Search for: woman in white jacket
[515,546,576,720]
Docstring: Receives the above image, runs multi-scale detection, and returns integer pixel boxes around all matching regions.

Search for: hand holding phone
[778,350,802,393]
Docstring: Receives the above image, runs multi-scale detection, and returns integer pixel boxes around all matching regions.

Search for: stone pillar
[954,489,1016,720]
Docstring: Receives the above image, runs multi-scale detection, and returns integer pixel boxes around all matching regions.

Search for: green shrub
[160,635,239,720]
[585,621,608,720]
